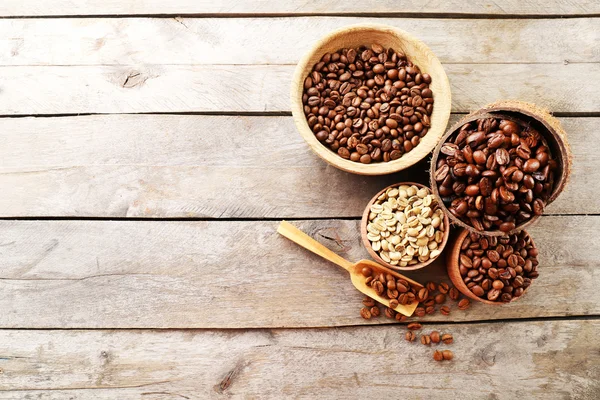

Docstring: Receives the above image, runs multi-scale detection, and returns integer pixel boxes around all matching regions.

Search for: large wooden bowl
[360,182,451,271]
[291,24,452,175]
[430,100,572,236]
[447,229,536,305]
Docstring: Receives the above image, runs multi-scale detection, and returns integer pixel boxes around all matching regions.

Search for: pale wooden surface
[0,216,597,328]
[1,4,598,399]
[0,0,598,16]
[0,321,598,399]
[0,115,596,218]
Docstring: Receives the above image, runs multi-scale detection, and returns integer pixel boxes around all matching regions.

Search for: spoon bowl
[278,221,423,317]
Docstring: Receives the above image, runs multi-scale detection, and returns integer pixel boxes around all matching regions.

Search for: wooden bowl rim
[291,23,452,176]
[429,103,571,237]
[446,228,535,305]
[360,181,451,271]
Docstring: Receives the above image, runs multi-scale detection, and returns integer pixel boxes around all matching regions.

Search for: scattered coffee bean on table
[442,334,453,344]
[366,184,446,266]
[430,331,441,343]
[459,231,539,302]
[434,116,557,232]
[405,331,417,342]
[302,44,434,163]
[442,350,454,360]
[433,350,444,361]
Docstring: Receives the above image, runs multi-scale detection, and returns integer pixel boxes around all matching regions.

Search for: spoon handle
[278,221,353,272]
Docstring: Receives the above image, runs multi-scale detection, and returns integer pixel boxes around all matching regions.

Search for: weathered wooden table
[0,2,599,399]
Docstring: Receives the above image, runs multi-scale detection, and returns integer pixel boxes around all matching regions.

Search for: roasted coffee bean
[389,299,399,309]
[440,306,451,315]
[438,283,450,294]
[430,331,441,344]
[384,307,396,319]
[370,306,380,317]
[442,350,454,360]
[405,331,417,342]
[435,116,557,231]
[426,306,436,315]
[449,287,460,301]
[441,334,454,345]
[434,294,446,304]
[421,335,432,345]
[362,296,376,307]
[433,350,444,361]
[426,281,437,292]
[417,288,430,302]
[408,322,422,330]
[459,231,539,303]
[304,44,434,163]
[458,298,471,310]
[360,307,372,319]
[415,307,426,317]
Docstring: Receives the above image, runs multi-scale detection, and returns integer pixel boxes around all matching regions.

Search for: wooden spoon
[278,221,423,317]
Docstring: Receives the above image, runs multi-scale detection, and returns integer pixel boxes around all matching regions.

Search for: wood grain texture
[1,17,598,65]
[0,64,597,115]
[0,115,593,218]
[0,0,598,16]
[0,321,598,399]
[0,216,597,329]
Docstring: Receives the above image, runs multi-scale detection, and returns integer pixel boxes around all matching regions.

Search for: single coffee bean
[421,335,432,345]
[362,296,375,307]
[407,322,422,330]
[442,350,454,360]
[440,306,451,315]
[425,305,436,315]
[361,267,373,277]
[458,298,471,310]
[441,333,454,344]
[405,331,416,342]
[426,281,437,292]
[430,331,441,343]
[415,307,426,317]
[433,350,444,361]
[434,294,446,304]
[383,307,394,319]
[360,307,372,319]
[370,306,380,317]
[389,299,399,308]
[438,283,450,294]
[449,287,460,301]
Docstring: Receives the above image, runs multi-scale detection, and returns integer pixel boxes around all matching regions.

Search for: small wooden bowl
[430,100,572,236]
[360,182,451,271]
[291,23,451,175]
[447,229,536,305]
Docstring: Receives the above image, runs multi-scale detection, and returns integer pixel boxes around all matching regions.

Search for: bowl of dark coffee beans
[291,24,451,175]
[430,101,571,236]
[447,229,540,305]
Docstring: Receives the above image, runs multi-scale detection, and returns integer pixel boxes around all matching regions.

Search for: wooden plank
[0,63,598,115]
[1,17,597,65]
[0,0,598,16]
[0,321,598,398]
[0,115,593,218]
[0,216,597,329]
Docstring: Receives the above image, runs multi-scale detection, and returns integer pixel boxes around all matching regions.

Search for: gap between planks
[0,314,598,332]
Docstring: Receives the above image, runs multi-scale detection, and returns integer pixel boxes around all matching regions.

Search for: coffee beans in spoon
[459,231,539,302]
[302,44,434,163]
[434,116,557,232]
